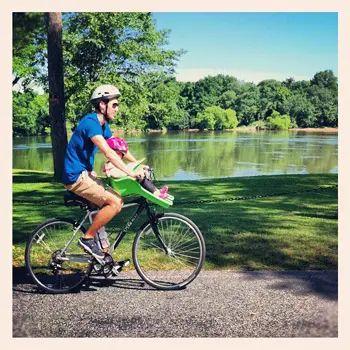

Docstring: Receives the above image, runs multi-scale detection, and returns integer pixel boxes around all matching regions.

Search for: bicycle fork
[146,206,171,256]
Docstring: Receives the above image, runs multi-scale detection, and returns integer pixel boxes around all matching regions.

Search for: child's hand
[133,168,146,179]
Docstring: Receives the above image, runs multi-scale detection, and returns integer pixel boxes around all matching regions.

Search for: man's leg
[65,171,123,258]
[83,194,122,239]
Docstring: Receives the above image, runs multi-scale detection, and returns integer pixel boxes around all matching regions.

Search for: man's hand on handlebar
[129,168,146,180]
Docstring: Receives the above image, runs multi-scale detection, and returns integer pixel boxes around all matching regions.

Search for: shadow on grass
[173,187,337,271]
[176,194,337,271]
[13,172,56,184]
[13,171,338,298]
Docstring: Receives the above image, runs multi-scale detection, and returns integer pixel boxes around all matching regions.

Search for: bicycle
[25,167,206,294]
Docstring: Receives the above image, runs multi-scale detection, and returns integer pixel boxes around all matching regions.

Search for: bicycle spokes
[133,214,205,289]
[26,219,92,293]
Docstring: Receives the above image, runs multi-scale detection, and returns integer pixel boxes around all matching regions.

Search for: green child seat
[106,159,174,209]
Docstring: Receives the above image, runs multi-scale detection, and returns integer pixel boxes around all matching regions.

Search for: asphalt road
[12,269,337,338]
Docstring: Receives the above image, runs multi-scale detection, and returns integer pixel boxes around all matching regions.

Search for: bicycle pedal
[111,259,130,276]
[111,267,120,276]
[121,259,130,268]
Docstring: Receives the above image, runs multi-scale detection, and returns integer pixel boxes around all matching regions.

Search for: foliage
[12,11,338,135]
[235,82,260,125]
[181,75,241,118]
[266,111,292,130]
[12,13,47,90]
[287,93,316,127]
[258,79,291,119]
[12,12,184,133]
[307,83,338,127]
[194,106,238,130]
[219,90,236,109]
[61,12,184,131]
[13,91,50,136]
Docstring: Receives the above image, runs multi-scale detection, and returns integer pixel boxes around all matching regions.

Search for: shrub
[266,111,292,130]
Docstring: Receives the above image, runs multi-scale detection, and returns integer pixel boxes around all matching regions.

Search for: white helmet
[90,84,121,104]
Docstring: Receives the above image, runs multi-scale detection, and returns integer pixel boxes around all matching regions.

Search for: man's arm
[91,135,137,178]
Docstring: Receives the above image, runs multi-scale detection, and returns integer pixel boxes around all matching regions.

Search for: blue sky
[152,12,338,83]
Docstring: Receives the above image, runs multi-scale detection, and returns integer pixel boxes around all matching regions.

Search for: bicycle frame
[63,196,167,263]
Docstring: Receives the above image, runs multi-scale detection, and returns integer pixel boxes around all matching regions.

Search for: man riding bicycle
[62,84,143,260]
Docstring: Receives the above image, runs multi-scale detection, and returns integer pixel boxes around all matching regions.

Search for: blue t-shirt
[62,113,112,185]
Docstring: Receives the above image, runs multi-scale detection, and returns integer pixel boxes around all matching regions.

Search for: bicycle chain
[12,185,337,207]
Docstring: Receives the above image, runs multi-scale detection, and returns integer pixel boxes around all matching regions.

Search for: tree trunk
[47,12,67,181]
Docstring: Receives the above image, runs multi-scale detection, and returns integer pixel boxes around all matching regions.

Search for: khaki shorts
[64,170,123,208]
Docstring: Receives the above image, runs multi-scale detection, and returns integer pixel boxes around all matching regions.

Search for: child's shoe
[158,186,168,199]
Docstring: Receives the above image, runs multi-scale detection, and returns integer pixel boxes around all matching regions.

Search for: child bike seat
[107,177,174,209]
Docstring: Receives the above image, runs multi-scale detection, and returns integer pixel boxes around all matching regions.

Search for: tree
[307,70,338,127]
[12,13,46,89]
[266,111,292,130]
[47,12,68,181]
[235,82,260,125]
[258,79,291,119]
[287,93,316,127]
[311,70,338,92]
[181,75,241,119]
[13,12,185,134]
[194,106,238,130]
[62,12,184,130]
[194,107,216,130]
[219,90,236,110]
[308,86,338,127]
[142,76,183,129]
[222,109,238,129]
[13,91,50,136]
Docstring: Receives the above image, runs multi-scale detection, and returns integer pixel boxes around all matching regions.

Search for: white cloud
[175,68,312,84]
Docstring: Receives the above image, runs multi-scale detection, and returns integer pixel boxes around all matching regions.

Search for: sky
[152,12,338,84]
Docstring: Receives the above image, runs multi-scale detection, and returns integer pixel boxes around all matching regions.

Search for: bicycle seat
[64,191,98,210]
[107,177,174,209]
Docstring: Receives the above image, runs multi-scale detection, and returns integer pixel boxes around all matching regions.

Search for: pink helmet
[106,137,128,156]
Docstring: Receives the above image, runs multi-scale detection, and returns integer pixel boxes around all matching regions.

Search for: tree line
[13,12,338,137]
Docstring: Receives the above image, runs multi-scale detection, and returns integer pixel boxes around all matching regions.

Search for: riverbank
[112,127,338,134]
[13,171,337,271]
[288,127,338,133]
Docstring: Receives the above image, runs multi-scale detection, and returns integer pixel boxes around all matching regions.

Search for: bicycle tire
[25,218,93,294]
[132,213,206,290]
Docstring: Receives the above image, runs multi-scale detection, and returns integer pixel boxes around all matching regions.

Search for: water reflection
[13,131,338,180]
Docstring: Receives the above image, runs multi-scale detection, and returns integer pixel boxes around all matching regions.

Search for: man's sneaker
[112,259,130,276]
[78,237,104,260]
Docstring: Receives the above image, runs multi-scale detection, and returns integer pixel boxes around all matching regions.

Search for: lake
[13,130,338,181]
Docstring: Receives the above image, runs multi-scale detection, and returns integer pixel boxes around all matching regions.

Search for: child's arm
[123,150,138,163]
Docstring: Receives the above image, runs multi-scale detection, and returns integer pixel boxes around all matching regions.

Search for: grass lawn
[13,169,338,271]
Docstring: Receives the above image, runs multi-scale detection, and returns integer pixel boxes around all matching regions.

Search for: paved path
[12,269,337,337]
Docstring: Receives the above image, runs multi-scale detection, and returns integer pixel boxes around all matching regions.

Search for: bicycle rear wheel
[132,213,206,290]
[25,218,92,293]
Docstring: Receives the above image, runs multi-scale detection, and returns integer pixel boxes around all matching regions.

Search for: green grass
[13,169,338,271]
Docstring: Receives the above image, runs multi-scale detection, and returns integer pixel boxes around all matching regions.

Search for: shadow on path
[13,266,337,300]
[240,270,338,300]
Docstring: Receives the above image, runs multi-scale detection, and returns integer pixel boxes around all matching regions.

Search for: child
[103,137,168,199]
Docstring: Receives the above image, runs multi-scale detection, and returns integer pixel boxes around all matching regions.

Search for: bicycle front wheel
[132,213,206,290]
[25,218,92,293]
